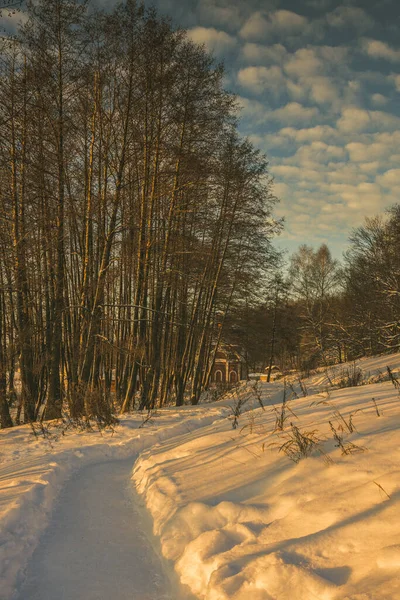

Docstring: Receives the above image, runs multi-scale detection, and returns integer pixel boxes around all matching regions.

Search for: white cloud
[194,3,400,251]
[187,27,237,55]
[337,107,400,133]
[371,93,388,107]
[324,165,369,185]
[358,162,380,174]
[281,46,349,109]
[273,182,290,199]
[239,11,269,41]
[362,39,400,62]
[197,0,243,30]
[389,74,400,92]
[238,98,320,127]
[278,125,340,144]
[273,165,325,183]
[285,80,307,101]
[290,141,346,164]
[237,96,272,125]
[237,65,286,95]
[326,6,374,32]
[268,130,400,245]
[346,141,391,163]
[273,165,307,180]
[309,76,340,105]
[268,102,320,124]
[377,169,400,189]
[315,181,383,213]
[241,43,288,65]
[240,10,308,42]
[239,44,346,109]
[340,182,384,211]
[374,131,400,147]
[270,9,307,31]
[284,48,324,78]
[262,125,343,153]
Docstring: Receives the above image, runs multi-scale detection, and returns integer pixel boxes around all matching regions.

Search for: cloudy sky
[142,0,400,257]
[2,0,399,257]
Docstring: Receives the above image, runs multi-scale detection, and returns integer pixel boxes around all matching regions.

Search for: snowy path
[14,459,191,600]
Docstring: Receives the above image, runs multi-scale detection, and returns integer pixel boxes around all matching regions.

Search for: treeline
[230,205,400,375]
[0,0,279,428]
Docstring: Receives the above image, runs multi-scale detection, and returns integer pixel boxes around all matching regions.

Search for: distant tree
[224,270,299,376]
[343,206,400,355]
[289,244,341,369]
[265,273,290,381]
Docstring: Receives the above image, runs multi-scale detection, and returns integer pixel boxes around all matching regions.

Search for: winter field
[1,353,400,600]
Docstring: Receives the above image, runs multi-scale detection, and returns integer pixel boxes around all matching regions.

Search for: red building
[210,345,246,384]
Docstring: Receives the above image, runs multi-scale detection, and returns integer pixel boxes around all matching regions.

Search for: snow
[0,406,229,600]
[133,353,400,600]
[302,352,400,391]
[14,460,187,600]
[2,352,400,599]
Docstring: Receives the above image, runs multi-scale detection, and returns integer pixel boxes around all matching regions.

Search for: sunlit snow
[1,353,400,600]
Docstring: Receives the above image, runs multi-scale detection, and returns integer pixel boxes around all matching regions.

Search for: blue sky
[3,0,399,258]
[143,0,400,258]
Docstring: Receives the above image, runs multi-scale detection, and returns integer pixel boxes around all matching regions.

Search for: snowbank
[133,354,400,599]
[303,351,400,392]
[0,405,230,600]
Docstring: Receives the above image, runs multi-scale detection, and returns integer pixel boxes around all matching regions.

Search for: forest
[235,206,400,378]
[0,0,280,427]
[1,0,399,429]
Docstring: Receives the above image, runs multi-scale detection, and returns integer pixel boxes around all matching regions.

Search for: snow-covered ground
[14,459,183,600]
[0,406,229,600]
[1,352,400,599]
